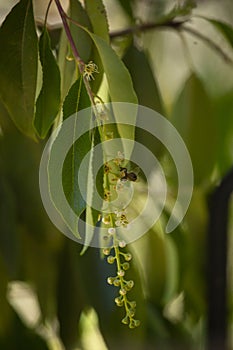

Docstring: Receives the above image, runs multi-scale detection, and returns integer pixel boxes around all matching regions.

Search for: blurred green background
[0,0,233,349]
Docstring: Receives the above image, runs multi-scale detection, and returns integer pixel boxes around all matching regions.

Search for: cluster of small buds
[114,151,125,166]
[83,61,99,81]
[115,210,129,228]
[104,243,140,328]
[95,101,109,122]
[104,189,111,201]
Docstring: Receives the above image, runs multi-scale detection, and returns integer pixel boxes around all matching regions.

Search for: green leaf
[117,0,134,19]
[84,0,109,43]
[63,77,90,119]
[171,74,217,185]
[58,29,76,100]
[83,0,109,93]
[123,45,165,158]
[70,0,93,62]
[200,16,233,49]
[48,77,94,241]
[0,0,38,139]
[34,28,61,139]
[123,45,164,114]
[82,30,138,146]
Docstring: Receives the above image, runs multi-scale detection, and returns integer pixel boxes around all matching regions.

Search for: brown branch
[182,25,233,64]
[110,21,233,65]
[109,20,184,38]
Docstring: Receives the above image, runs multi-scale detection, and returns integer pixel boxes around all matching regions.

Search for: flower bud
[113,279,121,287]
[117,269,125,277]
[118,240,126,248]
[107,277,114,285]
[119,288,127,296]
[103,248,111,255]
[107,255,115,264]
[121,316,128,325]
[125,253,132,261]
[122,262,130,270]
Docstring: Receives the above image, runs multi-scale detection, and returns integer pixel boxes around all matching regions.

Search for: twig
[54,0,84,69]
[109,20,184,38]
[182,25,233,64]
[54,0,96,107]
[110,21,233,65]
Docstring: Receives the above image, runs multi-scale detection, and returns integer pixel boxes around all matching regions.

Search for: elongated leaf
[63,77,90,119]
[84,0,109,43]
[58,29,76,100]
[171,74,217,185]
[89,33,137,105]
[83,0,109,93]
[48,78,94,242]
[0,0,38,139]
[70,0,92,62]
[123,45,164,113]
[200,16,233,49]
[34,28,61,138]
[79,28,138,148]
[62,78,91,236]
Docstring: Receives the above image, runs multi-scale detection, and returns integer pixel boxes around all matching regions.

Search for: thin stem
[109,20,233,65]
[109,20,185,38]
[54,0,97,108]
[182,25,233,64]
[44,0,53,26]
[54,0,84,68]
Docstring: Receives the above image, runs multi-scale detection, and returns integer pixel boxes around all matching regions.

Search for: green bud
[107,277,114,285]
[117,269,125,277]
[107,255,115,264]
[127,308,135,317]
[125,253,132,261]
[130,301,136,308]
[129,321,135,329]
[122,262,130,270]
[113,279,121,287]
[119,288,127,296]
[127,280,134,289]
[134,320,140,327]
[103,248,110,255]
[122,316,128,324]
[115,296,123,306]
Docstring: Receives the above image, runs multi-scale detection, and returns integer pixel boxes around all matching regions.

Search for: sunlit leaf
[0,0,38,139]
[34,28,61,138]
[84,0,109,43]
[200,16,233,49]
